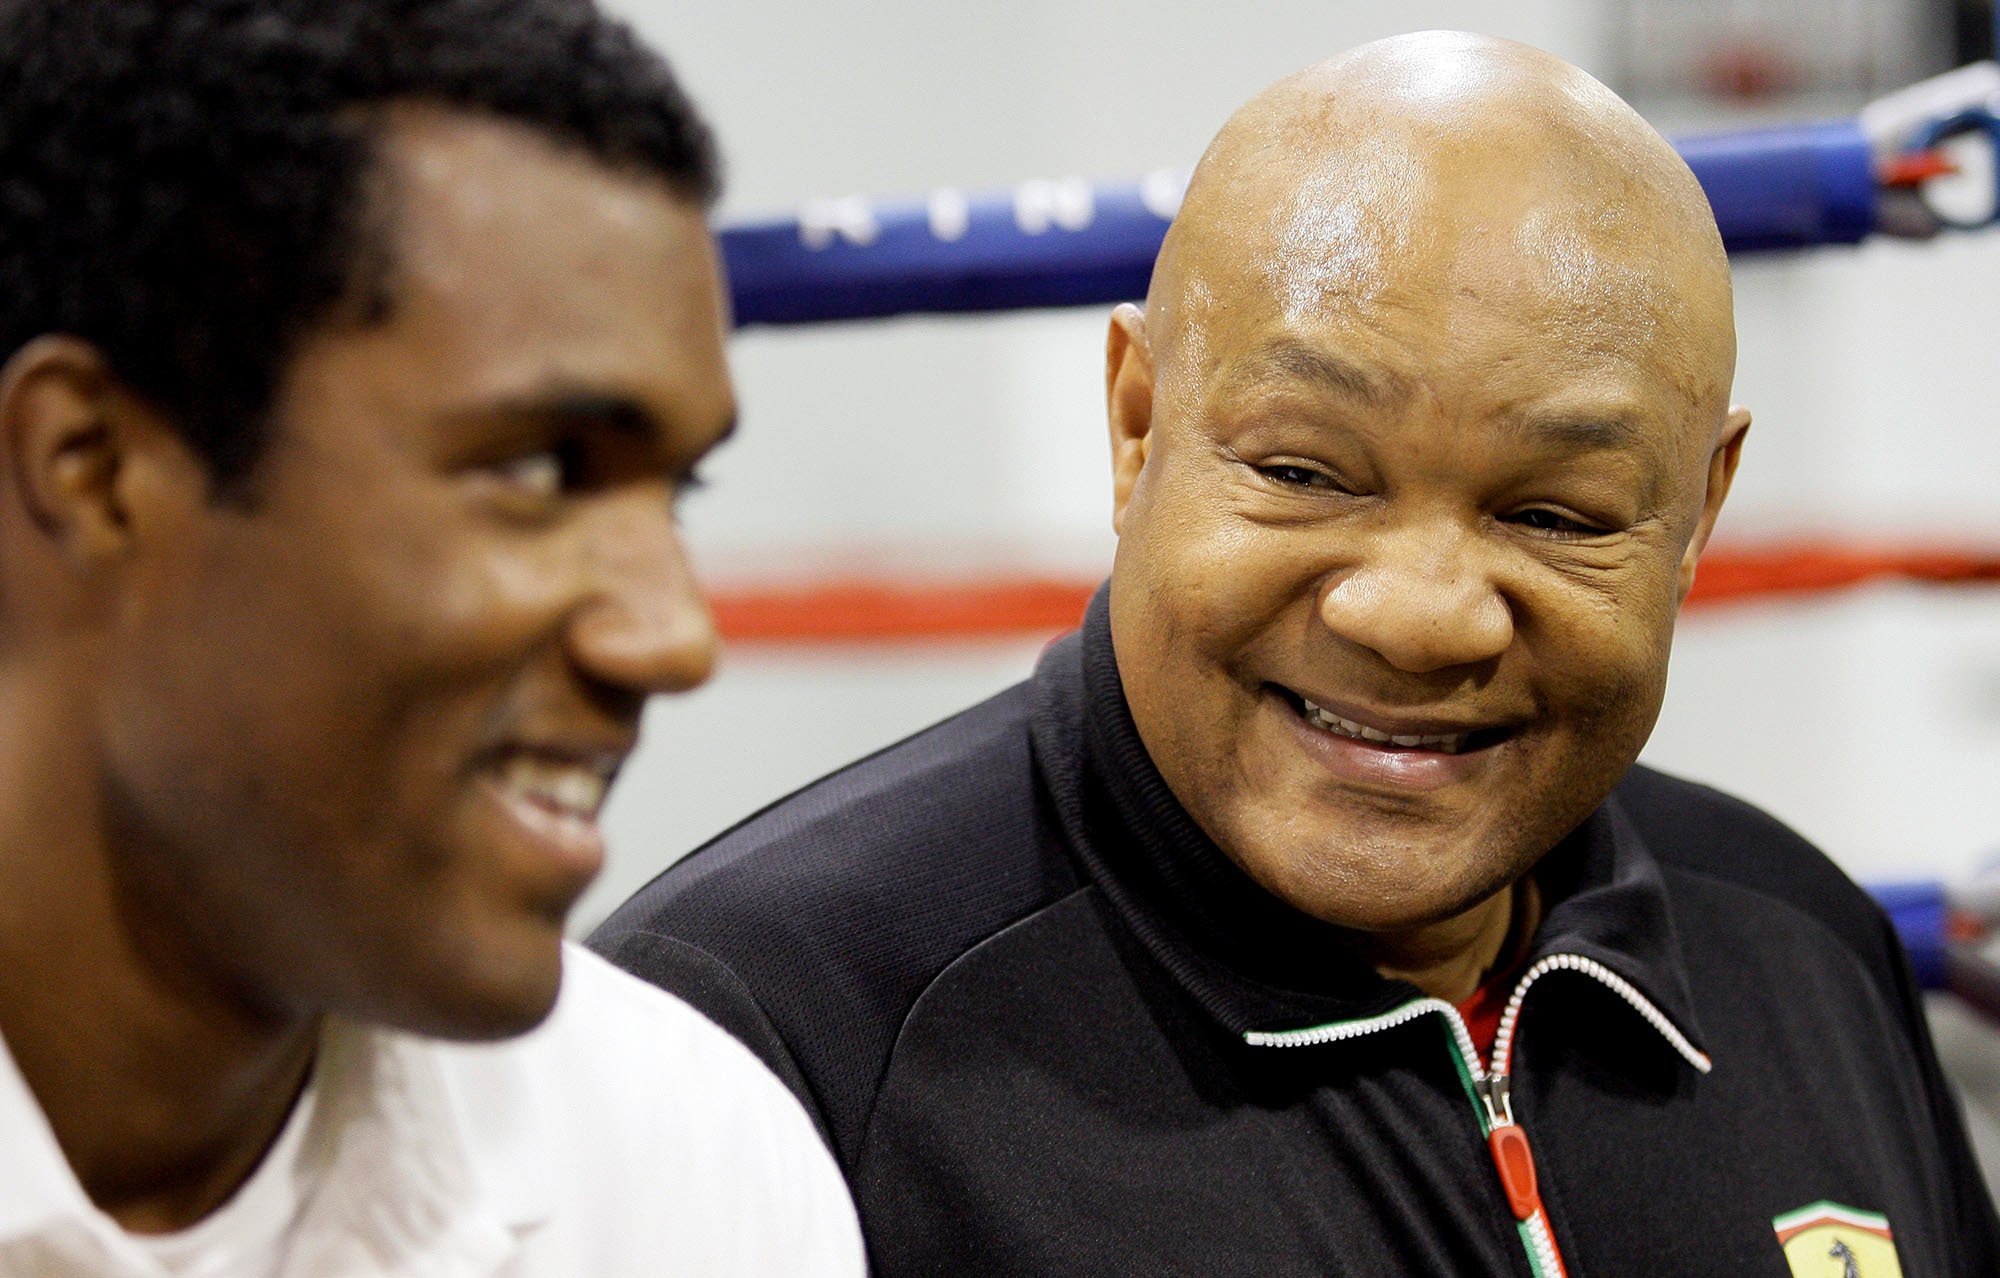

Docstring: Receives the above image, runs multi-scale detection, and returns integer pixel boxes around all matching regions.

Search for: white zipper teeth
[1245,997,1486,1080]
[1247,966,1706,1278]
[1524,1209,1565,1278]
[1243,953,1710,1086]
[1242,953,1702,1278]
[1490,952,1712,1079]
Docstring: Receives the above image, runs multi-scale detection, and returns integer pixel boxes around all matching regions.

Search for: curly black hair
[0,0,720,481]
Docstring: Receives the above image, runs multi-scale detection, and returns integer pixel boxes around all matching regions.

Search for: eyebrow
[490,389,656,435]
[1222,342,1656,455]
[1225,340,1389,405]
[481,387,738,456]
[1509,411,1648,453]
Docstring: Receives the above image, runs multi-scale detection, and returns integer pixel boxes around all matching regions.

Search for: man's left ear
[1678,405,1752,601]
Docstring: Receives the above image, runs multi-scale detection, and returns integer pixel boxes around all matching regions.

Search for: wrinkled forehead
[1156,143,1733,421]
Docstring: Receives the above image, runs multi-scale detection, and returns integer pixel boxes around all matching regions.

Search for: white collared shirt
[0,945,866,1276]
[128,1077,318,1276]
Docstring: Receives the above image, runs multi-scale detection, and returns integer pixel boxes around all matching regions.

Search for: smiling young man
[596,31,1999,1278]
[0,2,863,1274]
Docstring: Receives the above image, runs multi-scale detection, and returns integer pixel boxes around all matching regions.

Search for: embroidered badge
[1772,1201,1902,1277]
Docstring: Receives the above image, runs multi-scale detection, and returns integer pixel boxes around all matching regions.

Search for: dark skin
[1105,33,1749,1004]
[0,594,313,1227]
[0,107,734,1230]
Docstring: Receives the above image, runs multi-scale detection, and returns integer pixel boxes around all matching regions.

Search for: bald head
[1147,31,1735,423]
[1103,33,1752,954]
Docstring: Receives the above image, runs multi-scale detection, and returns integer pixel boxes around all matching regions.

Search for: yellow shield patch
[1773,1201,1902,1277]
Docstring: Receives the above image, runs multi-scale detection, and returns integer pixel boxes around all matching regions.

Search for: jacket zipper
[1244,952,1712,1278]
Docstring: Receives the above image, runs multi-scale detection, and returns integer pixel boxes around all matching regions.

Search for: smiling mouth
[1277,688,1512,756]
[493,751,616,820]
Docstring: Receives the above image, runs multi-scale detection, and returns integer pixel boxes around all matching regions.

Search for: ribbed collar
[1028,585,1706,1060]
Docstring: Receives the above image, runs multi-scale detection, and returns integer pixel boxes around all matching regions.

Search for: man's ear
[1678,405,1751,601]
[1106,303,1155,536]
[0,336,183,569]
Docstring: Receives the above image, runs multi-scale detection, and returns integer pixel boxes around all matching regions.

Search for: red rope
[711,578,1092,643]
[1686,546,2000,604]
[706,547,2000,643]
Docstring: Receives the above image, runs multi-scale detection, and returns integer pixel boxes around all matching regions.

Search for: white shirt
[0,945,867,1276]
[130,1078,318,1277]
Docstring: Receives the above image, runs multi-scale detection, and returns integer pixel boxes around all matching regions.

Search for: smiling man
[596,31,1998,1277]
[0,2,862,1274]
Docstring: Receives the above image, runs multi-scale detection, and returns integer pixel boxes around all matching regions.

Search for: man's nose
[564,491,719,697]
[1316,519,1514,673]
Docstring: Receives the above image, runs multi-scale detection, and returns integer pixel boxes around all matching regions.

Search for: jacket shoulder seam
[855,883,1099,1156]
[1655,861,1898,996]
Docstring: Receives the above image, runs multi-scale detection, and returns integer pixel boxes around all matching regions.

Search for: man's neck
[11,990,320,1234]
[1359,878,1540,1006]
[0,679,319,1233]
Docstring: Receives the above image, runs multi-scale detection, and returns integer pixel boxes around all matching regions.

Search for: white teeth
[1346,717,1391,743]
[1299,698,1471,755]
[499,755,609,817]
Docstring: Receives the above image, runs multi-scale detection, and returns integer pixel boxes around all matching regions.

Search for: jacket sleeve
[1867,911,2000,1274]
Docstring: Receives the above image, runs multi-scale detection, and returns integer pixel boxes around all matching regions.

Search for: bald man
[596,33,2000,1276]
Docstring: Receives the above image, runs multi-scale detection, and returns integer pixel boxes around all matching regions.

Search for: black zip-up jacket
[593,592,2000,1276]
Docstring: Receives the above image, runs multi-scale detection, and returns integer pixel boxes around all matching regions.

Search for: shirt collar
[0,1010,555,1275]
[1029,584,1706,1063]
[0,1023,100,1248]
[279,1017,553,1273]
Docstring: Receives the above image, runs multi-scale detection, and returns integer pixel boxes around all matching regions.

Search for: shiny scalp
[1143,31,1738,438]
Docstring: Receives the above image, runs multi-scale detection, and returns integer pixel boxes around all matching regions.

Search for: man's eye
[493,450,567,498]
[1260,463,1338,490]
[1510,507,1609,537]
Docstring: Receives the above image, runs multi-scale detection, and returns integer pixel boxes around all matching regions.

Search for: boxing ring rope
[721,121,1882,328]
[721,56,2000,329]
[699,67,2000,1003]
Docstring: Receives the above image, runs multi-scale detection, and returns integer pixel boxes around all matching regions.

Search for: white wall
[577,0,2000,935]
